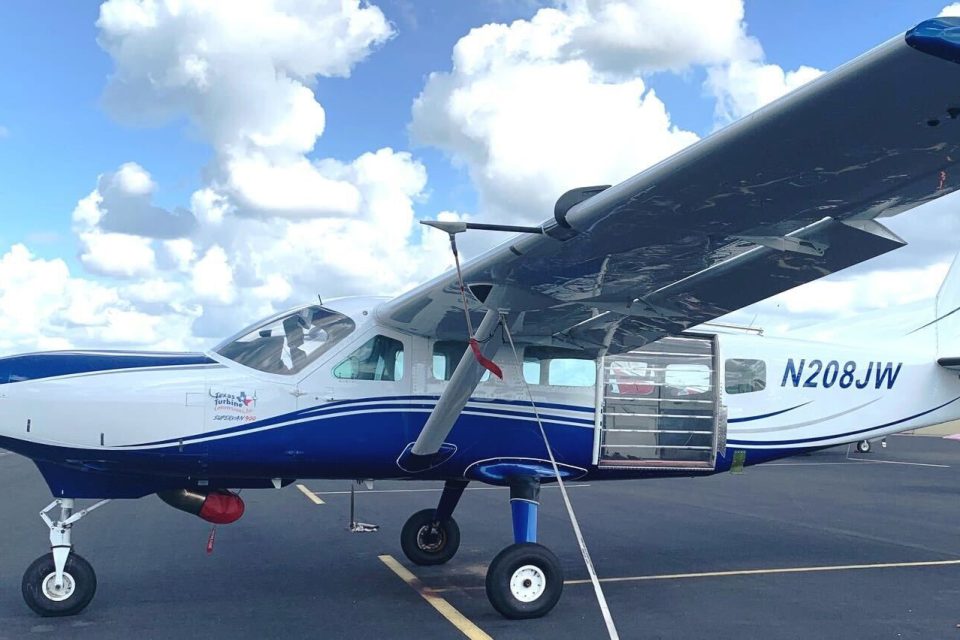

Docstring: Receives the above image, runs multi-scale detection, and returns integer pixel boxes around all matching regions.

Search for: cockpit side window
[333,335,405,381]
[215,305,355,375]
[725,358,766,394]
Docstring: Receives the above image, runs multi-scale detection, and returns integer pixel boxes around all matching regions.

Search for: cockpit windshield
[214,305,356,375]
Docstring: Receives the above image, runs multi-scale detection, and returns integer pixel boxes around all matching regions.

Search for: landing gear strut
[22,498,109,617]
[485,477,563,619]
[400,480,466,566]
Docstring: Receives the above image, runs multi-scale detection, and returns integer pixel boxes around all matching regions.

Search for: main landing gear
[400,477,563,619]
[856,438,887,454]
[22,498,109,617]
[401,480,466,565]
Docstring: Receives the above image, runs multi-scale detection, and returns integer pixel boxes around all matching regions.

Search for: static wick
[206,526,217,555]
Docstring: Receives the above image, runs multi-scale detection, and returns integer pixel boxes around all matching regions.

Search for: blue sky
[0,0,958,353]
[0,1,949,263]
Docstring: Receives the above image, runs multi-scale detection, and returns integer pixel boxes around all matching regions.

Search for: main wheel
[856,439,871,453]
[485,542,563,619]
[22,552,97,617]
[401,508,461,566]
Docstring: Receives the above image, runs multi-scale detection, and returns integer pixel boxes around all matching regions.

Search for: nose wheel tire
[22,552,97,617]
[856,439,871,453]
[485,542,563,619]
[401,508,461,566]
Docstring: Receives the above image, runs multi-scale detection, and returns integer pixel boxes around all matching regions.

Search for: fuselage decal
[728,402,810,423]
[728,395,960,447]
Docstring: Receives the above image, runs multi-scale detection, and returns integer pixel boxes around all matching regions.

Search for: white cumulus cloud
[0,245,199,353]
[706,61,824,124]
[97,0,395,219]
[411,2,707,227]
[77,230,157,278]
[941,4,960,17]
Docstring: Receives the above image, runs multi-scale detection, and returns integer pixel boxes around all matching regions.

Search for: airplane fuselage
[0,297,956,499]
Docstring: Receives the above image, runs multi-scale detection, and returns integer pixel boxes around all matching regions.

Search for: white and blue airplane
[5,16,960,621]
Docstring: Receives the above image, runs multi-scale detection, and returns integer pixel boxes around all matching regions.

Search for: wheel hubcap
[510,564,546,603]
[41,571,76,602]
[416,524,445,552]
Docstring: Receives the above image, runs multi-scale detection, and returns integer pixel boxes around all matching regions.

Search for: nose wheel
[21,497,109,617]
[22,552,97,617]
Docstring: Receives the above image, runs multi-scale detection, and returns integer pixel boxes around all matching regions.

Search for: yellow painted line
[379,554,492,640]
[296,483,324,505]
[563,559,960,586]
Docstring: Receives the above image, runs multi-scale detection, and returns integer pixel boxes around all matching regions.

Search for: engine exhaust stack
[157,489,245,525]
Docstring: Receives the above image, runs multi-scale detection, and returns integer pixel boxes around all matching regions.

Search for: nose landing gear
[22,498,109,617]
[22,552,96,617]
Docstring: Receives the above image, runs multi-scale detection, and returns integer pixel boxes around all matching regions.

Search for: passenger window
[522,359,543,385]
[664,363,711,398]
[333,335,405,381]
[725,358,766,394]
[522,347,595,387]
[432,341,489,382]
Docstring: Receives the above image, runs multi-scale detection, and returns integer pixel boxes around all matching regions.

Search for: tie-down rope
[448,231,502,379]
[500,315,620,640]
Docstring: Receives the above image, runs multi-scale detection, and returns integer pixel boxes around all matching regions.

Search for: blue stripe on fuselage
[124,395,596,448]
[0,350,217,384]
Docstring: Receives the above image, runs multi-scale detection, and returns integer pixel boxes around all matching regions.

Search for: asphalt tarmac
[2,436,960,639]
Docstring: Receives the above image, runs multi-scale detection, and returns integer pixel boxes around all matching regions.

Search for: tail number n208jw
[780,359,903,390]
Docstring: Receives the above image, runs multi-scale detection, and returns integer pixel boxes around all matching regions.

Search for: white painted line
[765,462,854,467]
[766,459,949,468]
[563,558,960,586]
[307,483,591,496]
[379,555,492,640]
[849,458,950,469]
[296,484,324,504]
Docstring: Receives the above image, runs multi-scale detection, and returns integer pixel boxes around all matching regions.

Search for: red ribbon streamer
[470,338,503,379]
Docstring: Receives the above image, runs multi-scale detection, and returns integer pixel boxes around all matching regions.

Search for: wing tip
[906,17,960,64]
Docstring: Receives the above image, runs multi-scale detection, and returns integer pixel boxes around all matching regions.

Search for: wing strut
[399,225,513,472]
[398,308,502,472]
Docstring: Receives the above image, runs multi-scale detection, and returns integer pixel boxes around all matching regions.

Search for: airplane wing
[379,18,960,356]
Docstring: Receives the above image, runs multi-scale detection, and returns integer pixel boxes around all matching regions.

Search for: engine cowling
[157,488,245,524]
